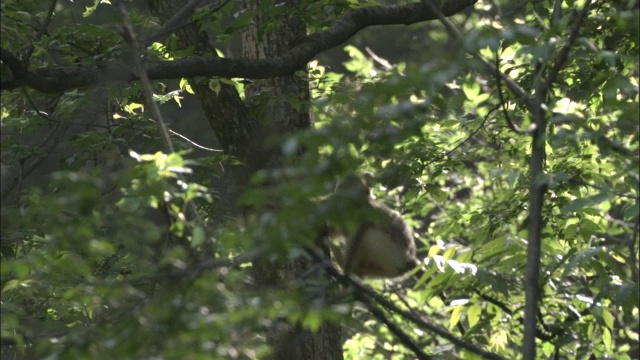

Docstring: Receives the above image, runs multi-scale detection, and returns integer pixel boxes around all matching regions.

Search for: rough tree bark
[240,1,342,359]
[147,1,342,358]
[146,0,255,215]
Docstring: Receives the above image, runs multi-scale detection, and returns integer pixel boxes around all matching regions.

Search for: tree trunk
[146,1,342,358]
[240,1,342,359]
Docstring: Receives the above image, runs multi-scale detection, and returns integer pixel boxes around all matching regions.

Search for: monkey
[331,175,419,279]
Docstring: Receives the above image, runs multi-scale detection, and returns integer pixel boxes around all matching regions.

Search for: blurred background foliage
[1,0,638,359]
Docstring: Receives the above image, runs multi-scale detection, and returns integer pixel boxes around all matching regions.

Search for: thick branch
[1,0,477,93]
[304,246,507,360]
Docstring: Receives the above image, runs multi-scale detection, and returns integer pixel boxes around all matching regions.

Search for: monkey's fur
[334,176,419,279]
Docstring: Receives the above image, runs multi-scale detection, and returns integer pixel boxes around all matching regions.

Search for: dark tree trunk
[146,1,342,358]
[240,1,342,359]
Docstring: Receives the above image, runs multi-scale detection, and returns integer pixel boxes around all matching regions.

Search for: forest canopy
[1,0,638,359]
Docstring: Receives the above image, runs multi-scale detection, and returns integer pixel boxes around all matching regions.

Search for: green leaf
[602,327,612,350]
[561,247,604,279]
[601,308,614,330]
[623,203,639,221]
[581,218,603,233]
[542,341,555,358]
[561,192,612,213]
[467,304,481,328]
[490,330,509,351]
[449,305,462,330]
[191,226,206,247]
[462,81,480,99]
[12,260,30,280]
[616,282,640,319]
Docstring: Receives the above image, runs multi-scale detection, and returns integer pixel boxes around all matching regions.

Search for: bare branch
[304,246,507,360]
[144,0,232,46]
[494,52,530,135]
[146,0,206,44]
[117,1,204,245]
[117,3,175,154]
[169,129,223,152]
[444,103,497,158]
[363,300,431,360]
[546,1,592,89]
[0,122,65,202]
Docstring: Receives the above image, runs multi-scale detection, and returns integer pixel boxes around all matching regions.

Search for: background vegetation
[1,0,638,359]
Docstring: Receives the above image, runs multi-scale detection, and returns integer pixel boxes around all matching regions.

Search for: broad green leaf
[467,304,481,328]
[602,327,612,350]
[449,305,462,330]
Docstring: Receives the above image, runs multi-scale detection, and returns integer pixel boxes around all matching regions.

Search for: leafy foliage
[1,0,638,359]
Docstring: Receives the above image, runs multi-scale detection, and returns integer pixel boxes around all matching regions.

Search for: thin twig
[117,5,174,153]
[0,122,63,201]
[630,205,639,284]
[144,0,232,46]
[364,47,392,70]
[21,0,58,62]
[22,96,223,153]
[443,103,498,158]
[421,0,462,38]
[545,2,592,88]
[494,52,529,135]
[169,129,223,152]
